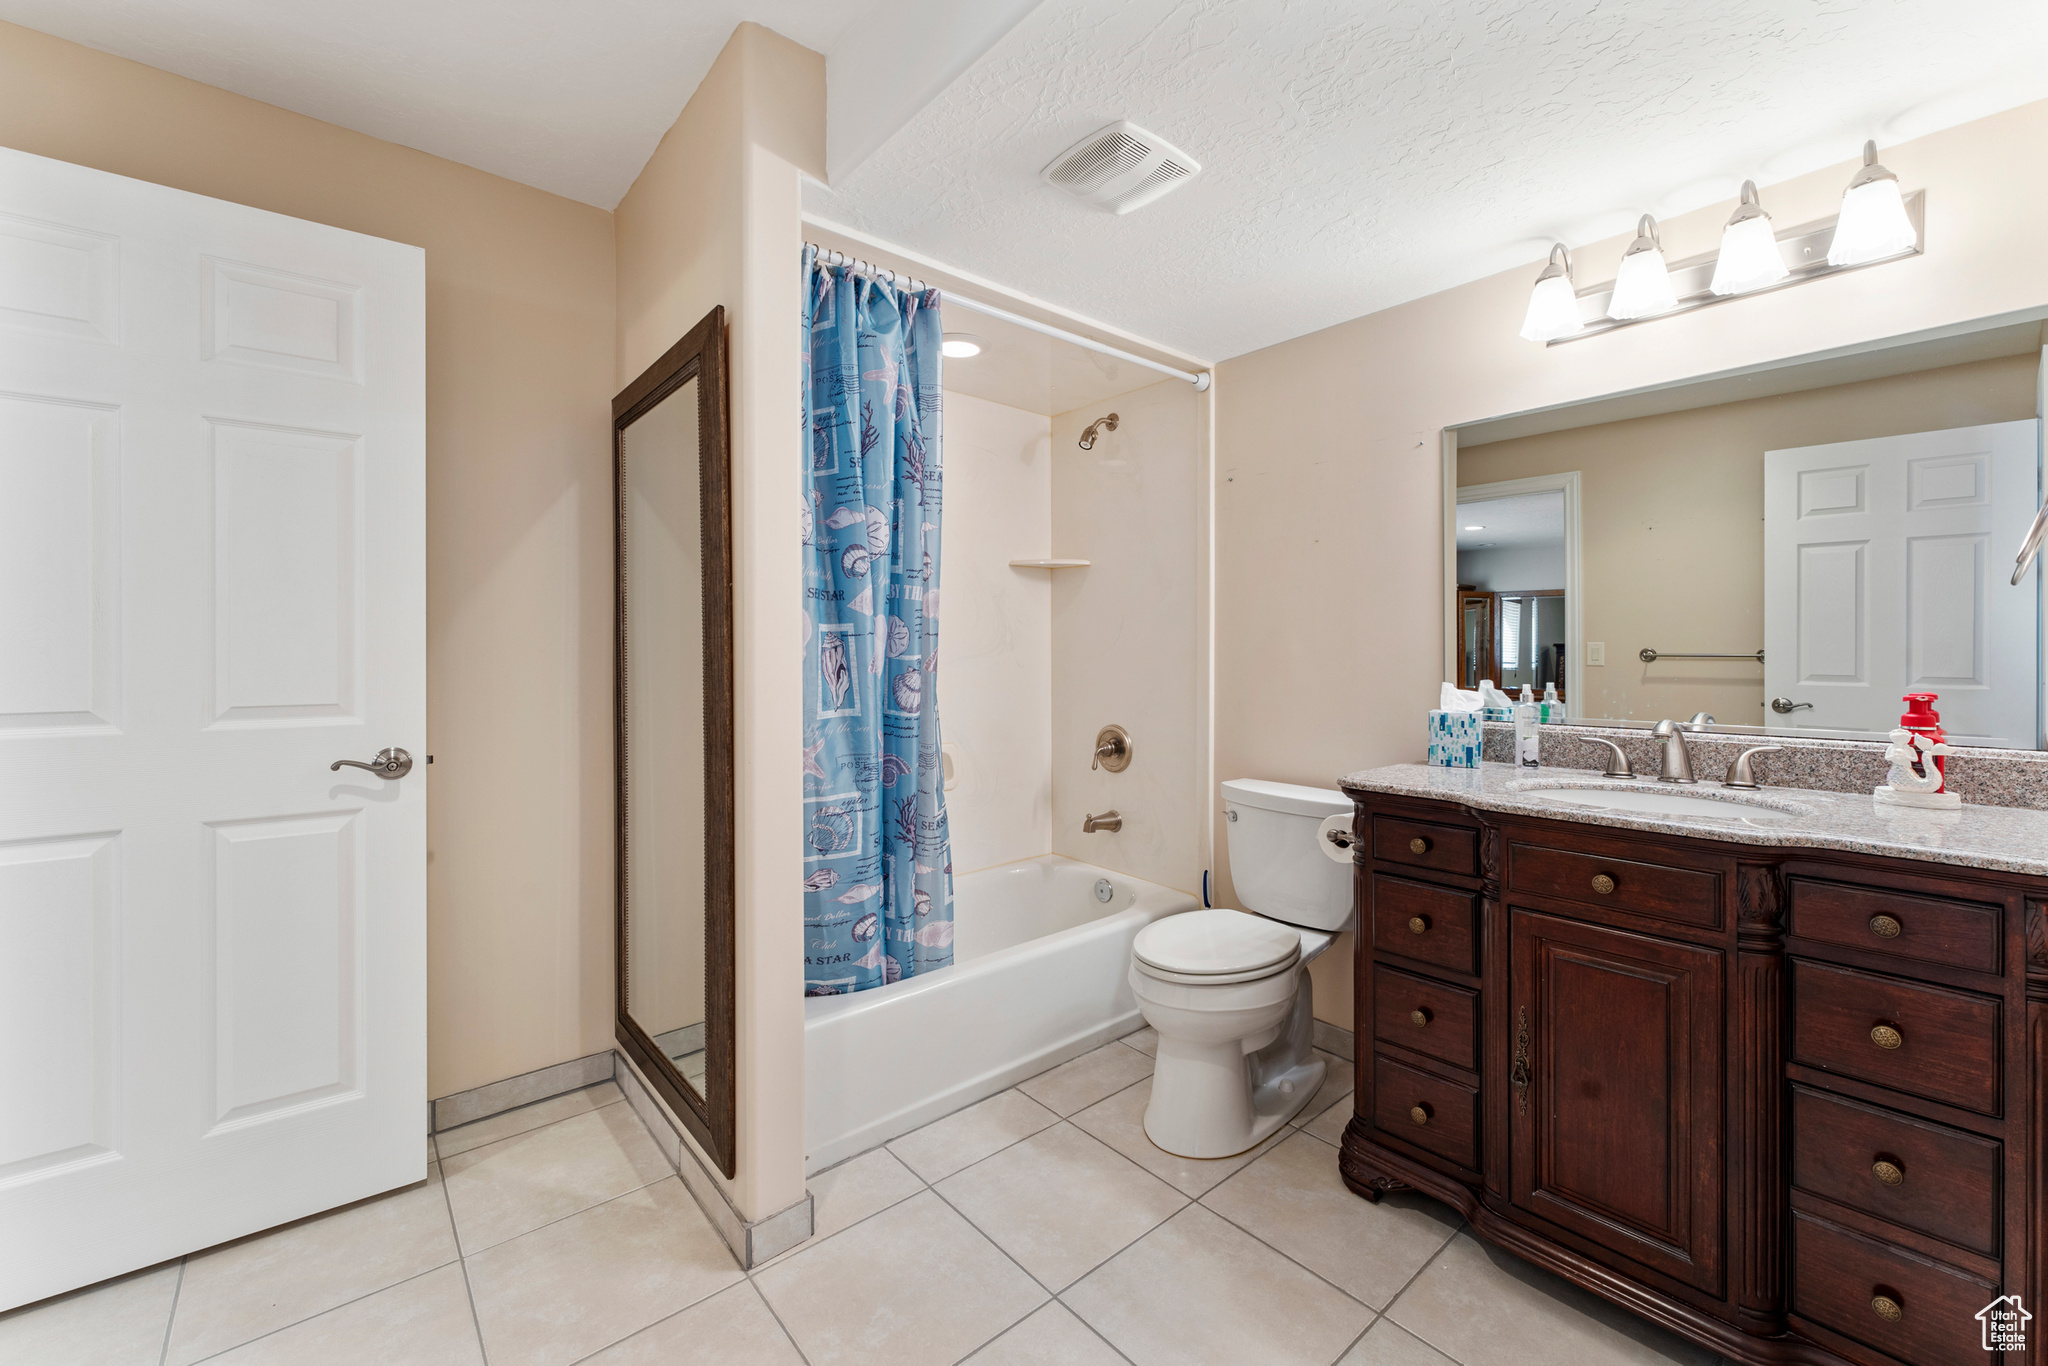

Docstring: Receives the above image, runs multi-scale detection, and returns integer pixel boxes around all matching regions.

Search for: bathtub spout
[1082,810,1122,833]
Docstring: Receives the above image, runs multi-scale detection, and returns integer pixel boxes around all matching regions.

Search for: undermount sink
[1521,784,1804,824]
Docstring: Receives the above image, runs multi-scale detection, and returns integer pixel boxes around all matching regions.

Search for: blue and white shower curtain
[801,247,953,995]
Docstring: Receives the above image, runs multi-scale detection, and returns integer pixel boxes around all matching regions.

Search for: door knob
[1770,697,1813,714]
[331,747,413,779]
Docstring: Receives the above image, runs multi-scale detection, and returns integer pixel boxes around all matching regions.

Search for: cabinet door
[1511,910,1725,1294]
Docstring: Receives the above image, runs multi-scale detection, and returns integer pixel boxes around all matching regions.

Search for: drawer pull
[1872,1159,1904,1187]
[1871,1294,1904,1324]
[1408,836,1430,855]
[1409,1103,1431,1126]
[1410,1008,1431,1027]
[1870,1023,1904,1050]
[1407,915,1429,935]
[1589,873,1616,895]
[1868,913,1902,939]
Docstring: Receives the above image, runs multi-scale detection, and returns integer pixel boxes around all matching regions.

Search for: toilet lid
[1134,910,1301,978]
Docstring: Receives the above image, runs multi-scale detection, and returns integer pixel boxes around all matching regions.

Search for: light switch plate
[1586,641,1607,666]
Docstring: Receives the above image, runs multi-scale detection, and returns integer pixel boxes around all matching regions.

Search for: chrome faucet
[1650,719,1697,784]
[1082,810,1122,833]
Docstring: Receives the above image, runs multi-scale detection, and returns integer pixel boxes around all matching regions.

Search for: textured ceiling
[1455,491,1563,551]
[806,0,2048,360]
[0,0,887,207]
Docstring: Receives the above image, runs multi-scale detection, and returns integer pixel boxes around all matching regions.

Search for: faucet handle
[1588,738,1635,779]
[1722,746,1782,790]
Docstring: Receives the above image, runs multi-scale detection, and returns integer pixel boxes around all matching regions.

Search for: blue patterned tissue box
[1429,709,1482,768]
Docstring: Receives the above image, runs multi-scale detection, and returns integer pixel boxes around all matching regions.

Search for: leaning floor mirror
[614,305,735,1176]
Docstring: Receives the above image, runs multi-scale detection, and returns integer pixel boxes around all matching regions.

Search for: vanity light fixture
[1607,215,1678,319]
[1709,181,1790,296]
[1827,141,1918,266]
[941,333,984,359]
[1518,244,1582,342]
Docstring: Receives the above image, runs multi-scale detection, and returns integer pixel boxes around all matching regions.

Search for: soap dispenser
[1515,685,1541,768]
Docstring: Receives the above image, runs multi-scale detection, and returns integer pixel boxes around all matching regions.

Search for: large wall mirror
[1449,314,2047,750]
[615,306,735,1175]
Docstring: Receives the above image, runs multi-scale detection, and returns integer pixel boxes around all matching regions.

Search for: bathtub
[803,854,1198,1173]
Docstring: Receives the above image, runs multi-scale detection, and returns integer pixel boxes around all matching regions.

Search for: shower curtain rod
[807,244,1212,392]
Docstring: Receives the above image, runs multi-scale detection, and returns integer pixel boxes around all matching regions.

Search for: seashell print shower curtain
[800,247,953,995]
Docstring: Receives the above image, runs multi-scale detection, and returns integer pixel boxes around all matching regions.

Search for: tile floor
[1,1030,1729,1366]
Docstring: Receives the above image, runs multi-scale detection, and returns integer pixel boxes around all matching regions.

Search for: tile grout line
[1352,1223,1470,1365]
[155,1259,185,1366]
[1184,1194,1385,1315]
[179,1261,460,1366]
[737,1278,818,1366]
[437,1132,494,1366]
[434,1091,628,1160]
[1049,1295,1141,1366]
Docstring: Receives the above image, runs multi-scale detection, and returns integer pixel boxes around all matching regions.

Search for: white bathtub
[803,854,1198,1173]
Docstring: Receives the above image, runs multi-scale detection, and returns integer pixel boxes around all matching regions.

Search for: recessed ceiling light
[941,333,983,359]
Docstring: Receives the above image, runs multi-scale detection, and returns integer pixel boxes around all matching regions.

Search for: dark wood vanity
[1340,783,2046,1366]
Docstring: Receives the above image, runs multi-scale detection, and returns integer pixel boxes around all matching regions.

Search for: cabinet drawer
[1791,961,2001,1115]
[1373,1054,1478,1170]
[1371,815,1477,877]
[1789,879,2001,976]
[1508,841,1719,929]
[1371,875,1477,976]
[1791,1212,1998,1366]
[1372,965,1478,1071]
[1791,1087,2000,1257]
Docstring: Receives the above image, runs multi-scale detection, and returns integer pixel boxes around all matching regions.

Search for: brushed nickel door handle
[331,747,413,779]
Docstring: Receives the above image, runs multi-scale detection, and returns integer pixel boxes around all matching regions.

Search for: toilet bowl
[1130,779,1354,1159]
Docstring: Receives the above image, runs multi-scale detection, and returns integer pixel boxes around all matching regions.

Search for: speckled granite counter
[1340,761,2048,877]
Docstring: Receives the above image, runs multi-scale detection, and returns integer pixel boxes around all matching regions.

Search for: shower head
[1078,413,1119,450]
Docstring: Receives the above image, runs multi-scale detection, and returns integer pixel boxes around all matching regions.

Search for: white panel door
[1763,420,2039,744]
[0,146,425,1309]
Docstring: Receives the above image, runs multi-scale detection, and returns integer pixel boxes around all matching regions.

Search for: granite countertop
[1340,762,2048,877]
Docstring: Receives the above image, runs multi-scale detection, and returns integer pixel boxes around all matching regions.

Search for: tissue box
[1428,709,1481,768]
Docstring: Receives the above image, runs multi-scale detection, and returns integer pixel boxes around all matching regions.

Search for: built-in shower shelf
[1007,558,1091,569]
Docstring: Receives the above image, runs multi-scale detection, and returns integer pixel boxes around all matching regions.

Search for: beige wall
[614,22,823,1220]
[1216,97,2048,1028]
[1052,379,1205,895]
[942,392,1055,873]
[1460,354,2037,725]
[0,21,621,1098]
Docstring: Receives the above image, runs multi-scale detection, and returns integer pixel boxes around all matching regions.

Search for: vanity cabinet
[1341,788,2046,1366]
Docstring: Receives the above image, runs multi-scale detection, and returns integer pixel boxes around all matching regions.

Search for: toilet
[1130,779,1356,1159]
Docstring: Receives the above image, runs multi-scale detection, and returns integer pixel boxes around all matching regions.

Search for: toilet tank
[1220,779,1355,931]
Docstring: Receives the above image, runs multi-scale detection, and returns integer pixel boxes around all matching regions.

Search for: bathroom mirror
[1448,314,2048,749]
[614,306,735,1175]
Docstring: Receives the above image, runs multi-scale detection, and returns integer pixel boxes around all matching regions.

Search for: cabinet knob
[1871,1294,1904,1324]
[1869,914,1902,939]
[1407,915,1429,935]
[1409,1103,1431,1126]
[1870,1024,1904,1051]
[1872,1159,1904,1187]
[1589,873,1616,895]
[1410,1008,1431,1027]
[1408,836,1430,855]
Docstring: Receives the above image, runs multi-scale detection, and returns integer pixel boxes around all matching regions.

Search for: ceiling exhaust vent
[1041,121,1200,215]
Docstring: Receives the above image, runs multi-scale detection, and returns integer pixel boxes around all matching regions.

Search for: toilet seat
[1133,910,1301,985]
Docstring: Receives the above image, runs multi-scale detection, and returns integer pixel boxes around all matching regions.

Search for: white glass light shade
[1519,274,1580,340]
[1709,213,1788,296]
[1828,176,1916,266]
[1608,245,1677,319]
[941,333,983,358]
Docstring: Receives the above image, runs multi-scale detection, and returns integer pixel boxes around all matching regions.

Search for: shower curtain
[800,247,954,995]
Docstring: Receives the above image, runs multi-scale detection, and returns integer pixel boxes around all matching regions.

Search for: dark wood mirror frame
[613,305,736,1177]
